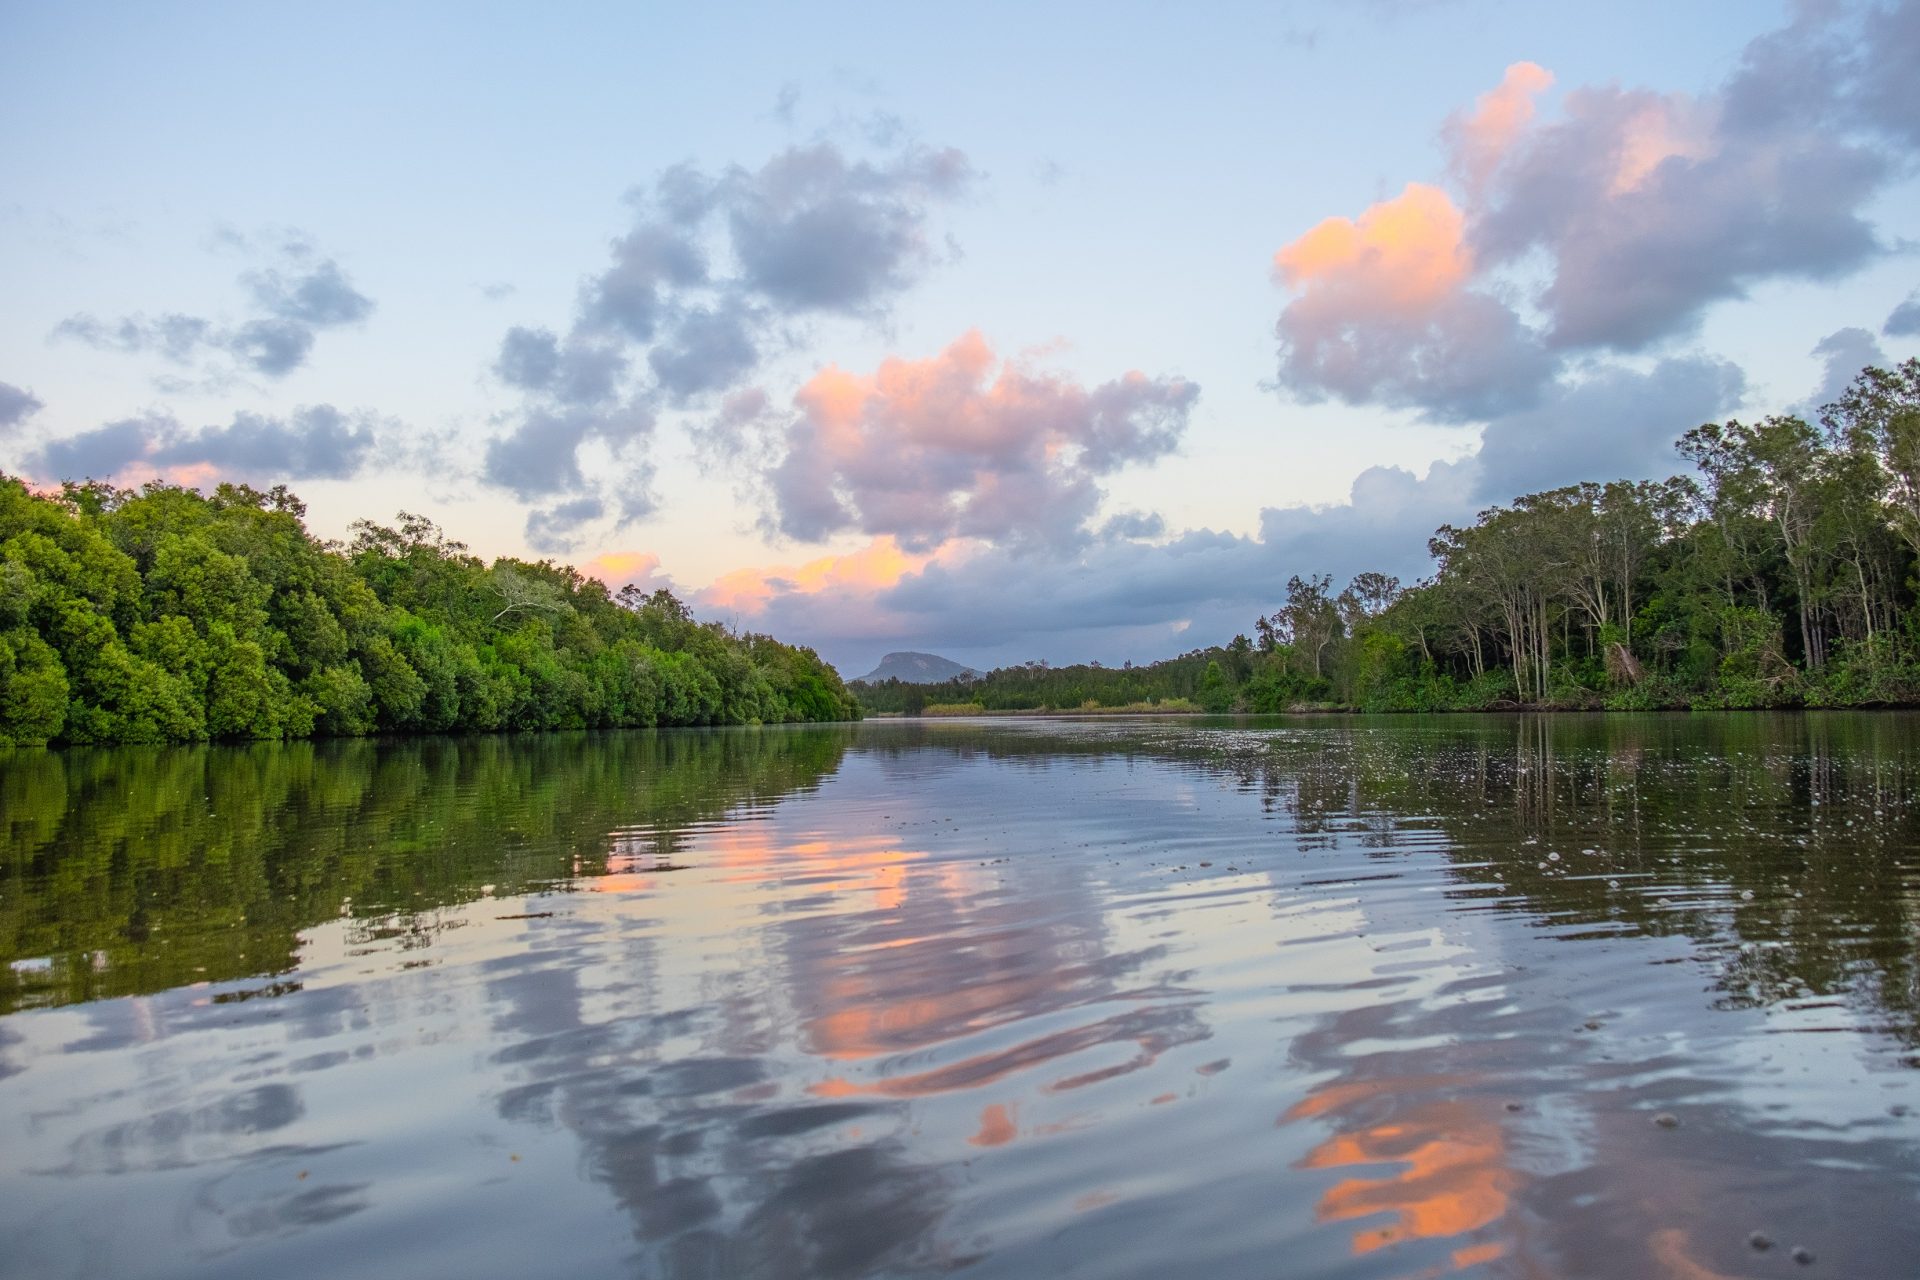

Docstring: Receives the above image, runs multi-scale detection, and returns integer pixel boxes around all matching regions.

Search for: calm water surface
[2,715,1918,1279]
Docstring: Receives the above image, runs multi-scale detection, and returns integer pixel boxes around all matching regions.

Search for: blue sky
[3,0,1917,674]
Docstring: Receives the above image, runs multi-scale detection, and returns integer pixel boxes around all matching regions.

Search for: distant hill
[854,652,980,684]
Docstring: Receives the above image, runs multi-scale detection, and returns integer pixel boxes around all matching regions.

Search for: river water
[2,714,1917,1278]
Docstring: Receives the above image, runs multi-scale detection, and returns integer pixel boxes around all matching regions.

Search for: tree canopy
[0,477,859,746]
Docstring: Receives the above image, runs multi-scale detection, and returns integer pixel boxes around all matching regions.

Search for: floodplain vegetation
[0,480,858,746]
[855,358,1920,716]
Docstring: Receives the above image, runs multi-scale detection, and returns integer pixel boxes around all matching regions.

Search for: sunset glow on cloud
[1446,61,1554,194]
[741,330,1197,550]
[698,536,951,615]
[1275,182,1473,313]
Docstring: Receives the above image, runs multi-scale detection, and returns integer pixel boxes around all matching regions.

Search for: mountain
[854,652,980,684]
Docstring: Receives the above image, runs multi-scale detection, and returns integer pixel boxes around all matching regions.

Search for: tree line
[854,357,1920,715]
[0,477,859,746]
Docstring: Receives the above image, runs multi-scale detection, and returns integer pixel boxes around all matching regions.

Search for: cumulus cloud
[483,399,654,500]
[1273,183,1553,420]
[1472,355,1745,502]
[484,135,974,547]
[1804,327,1887,415]
[705,460,1469,670]
[0,381,44,432]
[729,331,1197,551]
[1886,291,1920,338]
[1272,5,1918,425]
[54,234,372,380]
[526,497,608,553]
[1445,61,1555,197]
[28,405,378,484]
[702,351,1763,670]
[722,143,972,313]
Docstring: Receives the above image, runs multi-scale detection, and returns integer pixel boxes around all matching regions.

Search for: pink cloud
[581,550,673,596]
[698,536,957,616]
[738,331,1197,550]
[1445,61,1554,196]
[1274,182,1474,314]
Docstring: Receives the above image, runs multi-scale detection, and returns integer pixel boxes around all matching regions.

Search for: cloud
[1804,327,1887,415]
[722,142,973,313]
[1470,8,1908,352]
[27,405,379,484]
[30,417,162,481]
[1886,290,1920,338]
[1856,0,1920,149]
[773,82,801,124]
[582,550,675,597]
[525,497,608,553]
[482,399,654,500]
[0,381,44,432]
[646,299,760,400]
[1273,182,1554,420]
[1272,6,1918,426]
[708,462,1468,670]
[53,236,373,380]
[1471,356,1745,503]
[243,258,373,328]
[485,135,974,546]
[703,351,1758,670]
[1445,61,1555,196]
[699,536,943,617]
[735,331,1197,551]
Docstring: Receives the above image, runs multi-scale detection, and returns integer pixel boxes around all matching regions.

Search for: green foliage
[0,476,859,746]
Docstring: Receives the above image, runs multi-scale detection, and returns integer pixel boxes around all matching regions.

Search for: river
[2,714,1916,1278]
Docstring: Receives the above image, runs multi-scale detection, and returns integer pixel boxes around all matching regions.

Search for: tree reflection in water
[1,714,1917,1278]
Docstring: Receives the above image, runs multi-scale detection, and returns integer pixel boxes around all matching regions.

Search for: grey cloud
[54,313,215,363]
[583,224,707,342]
[153,405,377,480]
[773,82,801,124]
[31,417,164,479]
[1886,291,1920,337]
[495,326,562,391]
[494,329,629,405]
[227,317,315,376]
[1276,287,1555,422]
[525,496,607,553]
[1098,510,1167,541]
[648,301,761,400]
[28,405,379,483]
[1473,356,1746,503]
[1473,9,1902,353]
[482,399,655,501]
[1805,328,1887,416]
[1855,0,1920,148]
[556,340,628,406]
[0,381,44,431]
[730,353,1757,669]
[1278,4,1914,429]
[487,134,973,532]
[53,240,373,380]
[245,258,373,327]
[738,458,1472,670]
[725,143,973,313]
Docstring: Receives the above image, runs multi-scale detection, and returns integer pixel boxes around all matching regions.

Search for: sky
[3,0,1918,677]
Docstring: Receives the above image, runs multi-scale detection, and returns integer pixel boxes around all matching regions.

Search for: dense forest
[855,358,1920,716]
[0,477,859,746]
